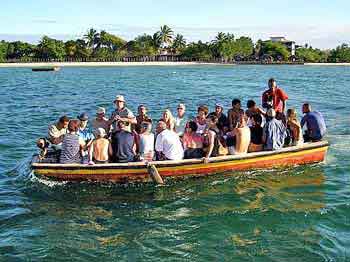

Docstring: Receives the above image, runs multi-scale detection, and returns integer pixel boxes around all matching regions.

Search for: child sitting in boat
[139,121,155,162]
[286,108,303,146]
[88,128,113,165]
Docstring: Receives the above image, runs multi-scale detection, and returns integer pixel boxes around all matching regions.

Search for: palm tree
[172,34,186,53]
[84,28,99,50]
[152,32,161,49]
[157,25,174,47]
[212,32,226,44]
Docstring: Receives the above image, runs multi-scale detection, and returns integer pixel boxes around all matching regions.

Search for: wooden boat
[31,141,329,183]
[32,66,60,72]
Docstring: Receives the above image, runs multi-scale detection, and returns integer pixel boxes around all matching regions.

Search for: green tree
[329,43,350,62]
[98,31,126,51]
[234,37,254,58]
[296,47,328,62]
[84,28,99,50]
[126,34,158,56]
[36,36,66,60]
[157,25,174,47]
[182,41,213,60]
[6,41,35,59]
[261,41,290,60]
[171,34,186,53]
[0,41,8,62]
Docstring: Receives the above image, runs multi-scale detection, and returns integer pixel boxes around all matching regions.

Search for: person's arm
[108,142,113,156]
[262,126,267,144]
[278,88,288,112]
[205,130,215,158]
[257,107,266,116]
[281,100,286,113]
[300,116,306,129]
[262,91,268,108]
[79,138,86,156]
[88,142,94,162]
[155,134,163,158]
[48,125,65,144]
[50,135,64,145]
[227,110,233,130]
[132,135,138,155]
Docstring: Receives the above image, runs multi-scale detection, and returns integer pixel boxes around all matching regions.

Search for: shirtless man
[229,114,251,154]
[88,128,113,165]
[227,99,244,131]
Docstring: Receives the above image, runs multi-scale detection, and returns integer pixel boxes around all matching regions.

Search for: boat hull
[31,141,328,183]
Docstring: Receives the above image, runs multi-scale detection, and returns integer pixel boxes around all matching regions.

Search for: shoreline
[0,61,231,68]
[1,61,350,68]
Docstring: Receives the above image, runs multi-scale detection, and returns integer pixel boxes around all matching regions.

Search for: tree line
[0,25,350,63]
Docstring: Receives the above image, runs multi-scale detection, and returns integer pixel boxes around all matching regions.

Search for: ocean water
[0,65,349,261]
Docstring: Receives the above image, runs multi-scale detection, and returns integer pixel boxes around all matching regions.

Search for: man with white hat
[174,103,188,136]
[92,107,111,134]
[262,108,287,151]
[110,95,137,133]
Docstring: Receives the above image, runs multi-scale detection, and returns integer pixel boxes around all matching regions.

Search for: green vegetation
[0,25,349,63]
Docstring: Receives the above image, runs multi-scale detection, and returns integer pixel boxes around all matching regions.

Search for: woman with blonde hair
[162,109,176,131]
[287,108,303,146]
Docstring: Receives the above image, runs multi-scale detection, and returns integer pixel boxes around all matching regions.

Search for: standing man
[174,103,187,136]
[262,78,288,121]
[301,103,326,142]
[110,95,137,133]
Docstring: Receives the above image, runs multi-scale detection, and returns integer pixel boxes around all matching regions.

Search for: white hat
[96,107,106,114]
[177,103,186,109]
[267,108,276,118]
[95,128,106,137]
[114,95,125,103]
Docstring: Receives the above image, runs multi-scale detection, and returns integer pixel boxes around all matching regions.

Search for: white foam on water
[29,171,68,187]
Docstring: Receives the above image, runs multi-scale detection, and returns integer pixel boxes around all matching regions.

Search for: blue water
[0,65,349,261]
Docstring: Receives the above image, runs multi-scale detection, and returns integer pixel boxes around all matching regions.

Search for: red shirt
[262,87,288,113]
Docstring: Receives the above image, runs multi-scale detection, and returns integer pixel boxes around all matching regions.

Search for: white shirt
[155,129,184,160]
[140,133,155,155]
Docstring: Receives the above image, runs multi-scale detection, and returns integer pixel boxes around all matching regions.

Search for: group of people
[38,78,327,165]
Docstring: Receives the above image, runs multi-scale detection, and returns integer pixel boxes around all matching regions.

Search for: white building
[269,36,296,56]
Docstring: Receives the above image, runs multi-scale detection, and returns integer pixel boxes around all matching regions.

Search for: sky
[1,0,350,49]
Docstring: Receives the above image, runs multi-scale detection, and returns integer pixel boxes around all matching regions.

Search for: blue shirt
[78,128,94,142]
[263,118,287,151]
[301,111,326,141]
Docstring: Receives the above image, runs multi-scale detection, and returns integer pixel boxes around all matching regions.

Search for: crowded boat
[36,78,327,165]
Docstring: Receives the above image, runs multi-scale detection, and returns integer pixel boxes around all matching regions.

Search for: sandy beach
[304,63,350,66]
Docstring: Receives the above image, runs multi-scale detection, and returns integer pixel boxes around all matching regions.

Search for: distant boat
[32,67,60,72]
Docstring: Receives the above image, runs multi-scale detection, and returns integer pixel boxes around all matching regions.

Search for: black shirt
[208,112,228,131]
[250,126,263,145]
